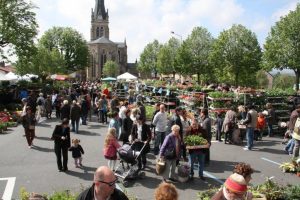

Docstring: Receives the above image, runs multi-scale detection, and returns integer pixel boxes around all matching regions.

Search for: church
[86,0,128,80]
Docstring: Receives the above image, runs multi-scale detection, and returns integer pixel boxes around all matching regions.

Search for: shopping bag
[156,158,166,175]
[293,117,300,140]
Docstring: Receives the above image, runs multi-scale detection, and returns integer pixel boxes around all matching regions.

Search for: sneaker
[168,178,178,183]
[243,147,250,151]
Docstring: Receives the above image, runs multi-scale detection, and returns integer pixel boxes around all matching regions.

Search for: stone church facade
[86,0,127,80]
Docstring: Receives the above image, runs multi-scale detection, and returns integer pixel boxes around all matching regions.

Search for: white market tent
[117,72,137,80]
[0,73,8,81]
[5,72,18,81]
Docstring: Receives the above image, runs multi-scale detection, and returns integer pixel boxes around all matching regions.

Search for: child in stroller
[114,142,147,187]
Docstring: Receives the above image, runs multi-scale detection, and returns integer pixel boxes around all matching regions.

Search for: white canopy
[0,73,8,81]
[117,72,137,80]
[5,72,18,81]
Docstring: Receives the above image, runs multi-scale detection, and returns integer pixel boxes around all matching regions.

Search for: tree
[103,60,118,77]
[138,40,162,78]
[0,0,38,60]
[157,37,181,77]
[263,4,300,90]
[39,27,89,72]
[256,70,269,89]
[210,24,262,86]
[16,45,65,80]
[273,74,295,89]
[177,27,214,84]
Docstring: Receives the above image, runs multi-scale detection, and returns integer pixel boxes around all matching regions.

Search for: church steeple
[91,0,110,40]
[94,0,108,20]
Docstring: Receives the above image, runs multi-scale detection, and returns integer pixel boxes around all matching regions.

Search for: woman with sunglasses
[77,166,129,200]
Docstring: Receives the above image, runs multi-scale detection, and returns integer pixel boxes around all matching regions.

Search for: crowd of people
[15,80,300,200]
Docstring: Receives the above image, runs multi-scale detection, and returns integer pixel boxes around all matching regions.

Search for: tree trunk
[235,72,239,87]
[295,70,300,91]
[197,72,200,85]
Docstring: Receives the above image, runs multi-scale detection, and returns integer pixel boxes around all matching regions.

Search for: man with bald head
[77,166,128,200]
[152,104,168,155]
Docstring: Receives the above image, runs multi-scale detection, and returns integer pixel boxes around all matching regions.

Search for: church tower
[91,0,109,40]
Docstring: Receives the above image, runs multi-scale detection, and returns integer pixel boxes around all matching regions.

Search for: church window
[96,27,100,38]
[100,27,104,37]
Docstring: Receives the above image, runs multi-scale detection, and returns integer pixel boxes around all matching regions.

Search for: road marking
[0,177,16,200]
[261,157,281,166]
[203,171,224,184]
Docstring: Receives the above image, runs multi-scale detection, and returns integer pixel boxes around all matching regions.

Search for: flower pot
[178,176,189,183]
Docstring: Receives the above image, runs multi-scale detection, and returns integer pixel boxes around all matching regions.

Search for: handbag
[165,148,176,159]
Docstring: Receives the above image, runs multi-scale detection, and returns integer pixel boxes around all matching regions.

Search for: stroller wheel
[123,180,129,187]
[138,171,145,178]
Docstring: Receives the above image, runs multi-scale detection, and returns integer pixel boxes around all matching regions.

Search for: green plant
[184,135,208,146]
[284,184,300,200]
[208,91,235,99]
[197,186,219,200]
[145,105,155,121]
[20,187,30,200]
[252,178,285,200]
[48,190,77,200]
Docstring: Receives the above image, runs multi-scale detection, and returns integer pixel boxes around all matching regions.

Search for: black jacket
[22,114,36,130]
[120,116,133,141]
[61,104,70,120]
[51,125,71,148]
[70,104,81,120]
[76,184,128,200]
[131,123,151,143]
[69,145,84,158]
[131,123,151,154]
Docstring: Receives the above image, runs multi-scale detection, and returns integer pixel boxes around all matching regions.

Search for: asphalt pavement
[0,117,298,200]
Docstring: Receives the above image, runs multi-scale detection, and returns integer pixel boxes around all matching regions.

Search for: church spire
[94,0,107,20]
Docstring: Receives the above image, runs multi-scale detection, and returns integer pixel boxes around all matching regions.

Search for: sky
[30,0,299,63]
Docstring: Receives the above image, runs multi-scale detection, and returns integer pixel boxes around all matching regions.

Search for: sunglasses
[97,178,118,187]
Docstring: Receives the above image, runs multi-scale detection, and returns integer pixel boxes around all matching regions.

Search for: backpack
[37,98,43,106]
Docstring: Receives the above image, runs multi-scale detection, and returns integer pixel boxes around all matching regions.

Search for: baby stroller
[115,142,147,187]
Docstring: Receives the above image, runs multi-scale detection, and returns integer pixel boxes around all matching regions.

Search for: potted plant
[177,163,190,182]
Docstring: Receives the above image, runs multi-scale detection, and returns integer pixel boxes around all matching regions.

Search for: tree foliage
[273,74,295,89]
[256,70,269,89]
[16,45,65,79]
[263,3,300,90]
[177,27,214,83]
[39,27,89,72]
[210,24,262,86]
[0,0,38,60]
[138,40,162,77]
[103,60,118,77]
[157,37,181,76]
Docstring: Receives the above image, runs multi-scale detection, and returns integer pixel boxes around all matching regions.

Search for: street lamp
[171,31,182,43]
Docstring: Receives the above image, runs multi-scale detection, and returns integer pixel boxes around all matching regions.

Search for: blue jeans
[189,153,205,177]
[246,127,254,150]
[71,119,79,133]
[267,123,273,136]
[81,114,87,125]
[154,131,166,155]
[285,138,295,154]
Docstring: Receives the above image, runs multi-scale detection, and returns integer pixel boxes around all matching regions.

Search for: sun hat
[224,173,247,194]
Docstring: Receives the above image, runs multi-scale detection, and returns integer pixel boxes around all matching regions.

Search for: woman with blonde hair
[154,182,178,200]
[103,128,121,171]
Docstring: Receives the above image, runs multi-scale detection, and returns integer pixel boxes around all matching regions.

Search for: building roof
[89,37,115,45]
[116,42,126,48]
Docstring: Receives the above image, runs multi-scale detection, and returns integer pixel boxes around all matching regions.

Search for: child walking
[256,112,266,140]
[69,138,85,168]
[103,128,121,171]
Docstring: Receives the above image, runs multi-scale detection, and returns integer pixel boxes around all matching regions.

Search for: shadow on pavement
[205,160,241,173]
[32,145,54,153]
[76,130,100,136]
[253,140,282,147]
[88,124,107,129]
[65,169,94,180]
[258,148,286,155]
[35,136,52,141]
